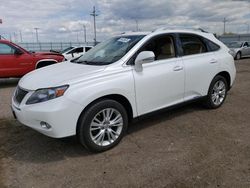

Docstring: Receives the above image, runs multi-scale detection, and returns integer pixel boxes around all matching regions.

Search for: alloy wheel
[90,108,123,146]
[211,80,226,106]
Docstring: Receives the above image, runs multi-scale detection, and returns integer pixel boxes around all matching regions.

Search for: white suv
[12,29,236,152]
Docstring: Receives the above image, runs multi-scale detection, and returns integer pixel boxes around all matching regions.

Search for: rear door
[179,34,219,101]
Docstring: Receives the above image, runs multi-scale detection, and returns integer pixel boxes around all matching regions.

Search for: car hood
[19,61,106,90]
[229,47,241,51]
[33,51,64,59]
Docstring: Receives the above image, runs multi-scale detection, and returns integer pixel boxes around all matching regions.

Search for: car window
[85,47,92,52]
[61,46,74,53]
[0,43,15,54]
[180,34,207,56]
[140,35,176,61]
[67,47,83,54]
[204,39,220,52]
[75,47,83,53]
[244,42,249,47]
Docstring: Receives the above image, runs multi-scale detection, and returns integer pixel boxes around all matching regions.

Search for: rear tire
[77,99,128,152]
[204,75,228,109]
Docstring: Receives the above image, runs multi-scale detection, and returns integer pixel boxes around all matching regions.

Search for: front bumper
[11,89,83,138]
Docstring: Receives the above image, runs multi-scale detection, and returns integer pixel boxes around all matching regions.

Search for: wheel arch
[217,71,231,89]
[76,94,134,133]
[208,71,231,94]
[36,59,58,69]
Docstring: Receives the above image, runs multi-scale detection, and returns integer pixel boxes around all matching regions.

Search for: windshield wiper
[74,60,94,64]
[74,60,111,65]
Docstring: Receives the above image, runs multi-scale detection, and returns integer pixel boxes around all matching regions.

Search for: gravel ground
[0,59,250,188]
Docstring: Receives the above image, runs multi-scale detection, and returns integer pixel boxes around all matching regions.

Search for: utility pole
[19,30,23,42]
[90,6,98,45]
[135,19,139,31]
[76,32,79,43]
[34,27,40,43]
[223,18,228,34]
[13,32,17,42]
[83,24,86,43]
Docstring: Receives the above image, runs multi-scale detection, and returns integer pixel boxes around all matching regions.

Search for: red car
[0,40,64,78]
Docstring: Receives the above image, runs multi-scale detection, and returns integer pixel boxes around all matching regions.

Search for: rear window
[179,34,207,56]
[204,39,220,52]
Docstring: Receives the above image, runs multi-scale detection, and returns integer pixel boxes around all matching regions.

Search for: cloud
[0,0,250,42]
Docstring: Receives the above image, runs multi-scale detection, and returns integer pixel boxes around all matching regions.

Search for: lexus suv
[11,29,236,152]
[0,40,64,78]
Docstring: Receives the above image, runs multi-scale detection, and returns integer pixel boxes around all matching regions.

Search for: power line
[90,6,98,45]
[135,19,139,31]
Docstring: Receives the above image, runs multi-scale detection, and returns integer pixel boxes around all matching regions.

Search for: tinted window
[140,35,175,61]
[72,47,83,53]
[85,47,92,52]
[0,43,15,54]
[67,47,83,54]
[180,34,207,56]
[205,39,220,51]
[244,42,249,47]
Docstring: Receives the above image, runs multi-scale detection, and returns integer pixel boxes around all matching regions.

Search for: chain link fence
[16,42,95,52]
[218,34,250,43]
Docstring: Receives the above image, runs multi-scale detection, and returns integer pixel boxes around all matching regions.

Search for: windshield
[226,42,242,48]
[61,46,74,53]
[73,35,145,65]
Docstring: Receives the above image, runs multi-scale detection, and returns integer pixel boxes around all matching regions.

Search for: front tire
[235,52,241,60]
[77,99,128,152]
[204,75,228,109]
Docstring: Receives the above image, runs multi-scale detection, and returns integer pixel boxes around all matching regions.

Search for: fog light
[40,121,51,129]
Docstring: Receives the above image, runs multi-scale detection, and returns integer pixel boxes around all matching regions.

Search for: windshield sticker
[117,38,131,43]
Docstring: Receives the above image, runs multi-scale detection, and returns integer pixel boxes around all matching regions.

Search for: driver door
[132,35,185,115]
[0,43,32,77]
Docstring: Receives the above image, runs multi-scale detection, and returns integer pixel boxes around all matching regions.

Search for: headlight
[26,85,69,105]
[228,49,235,57]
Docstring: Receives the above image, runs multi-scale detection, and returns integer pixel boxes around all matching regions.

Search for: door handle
[173,66,183,71]
[209,59,217,64]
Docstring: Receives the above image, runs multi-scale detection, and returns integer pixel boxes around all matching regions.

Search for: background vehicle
[226,41,250,60]
[62,46,93,61]
[0,40,65,78]
[12,29,236,152]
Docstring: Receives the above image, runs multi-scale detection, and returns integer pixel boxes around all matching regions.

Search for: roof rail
[153,26,209,33]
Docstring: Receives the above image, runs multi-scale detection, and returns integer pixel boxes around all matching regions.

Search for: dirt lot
[0,59,250,188]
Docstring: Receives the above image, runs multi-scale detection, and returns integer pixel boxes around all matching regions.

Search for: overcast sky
[0,0,250,43]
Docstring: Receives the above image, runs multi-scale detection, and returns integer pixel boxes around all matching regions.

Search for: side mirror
[134,51,155,72]
[14,48,23,55]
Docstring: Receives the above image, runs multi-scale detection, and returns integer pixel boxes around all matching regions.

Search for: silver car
[226,41,250,60]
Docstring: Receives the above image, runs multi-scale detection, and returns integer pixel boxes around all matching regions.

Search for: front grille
[14,86,28,104]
